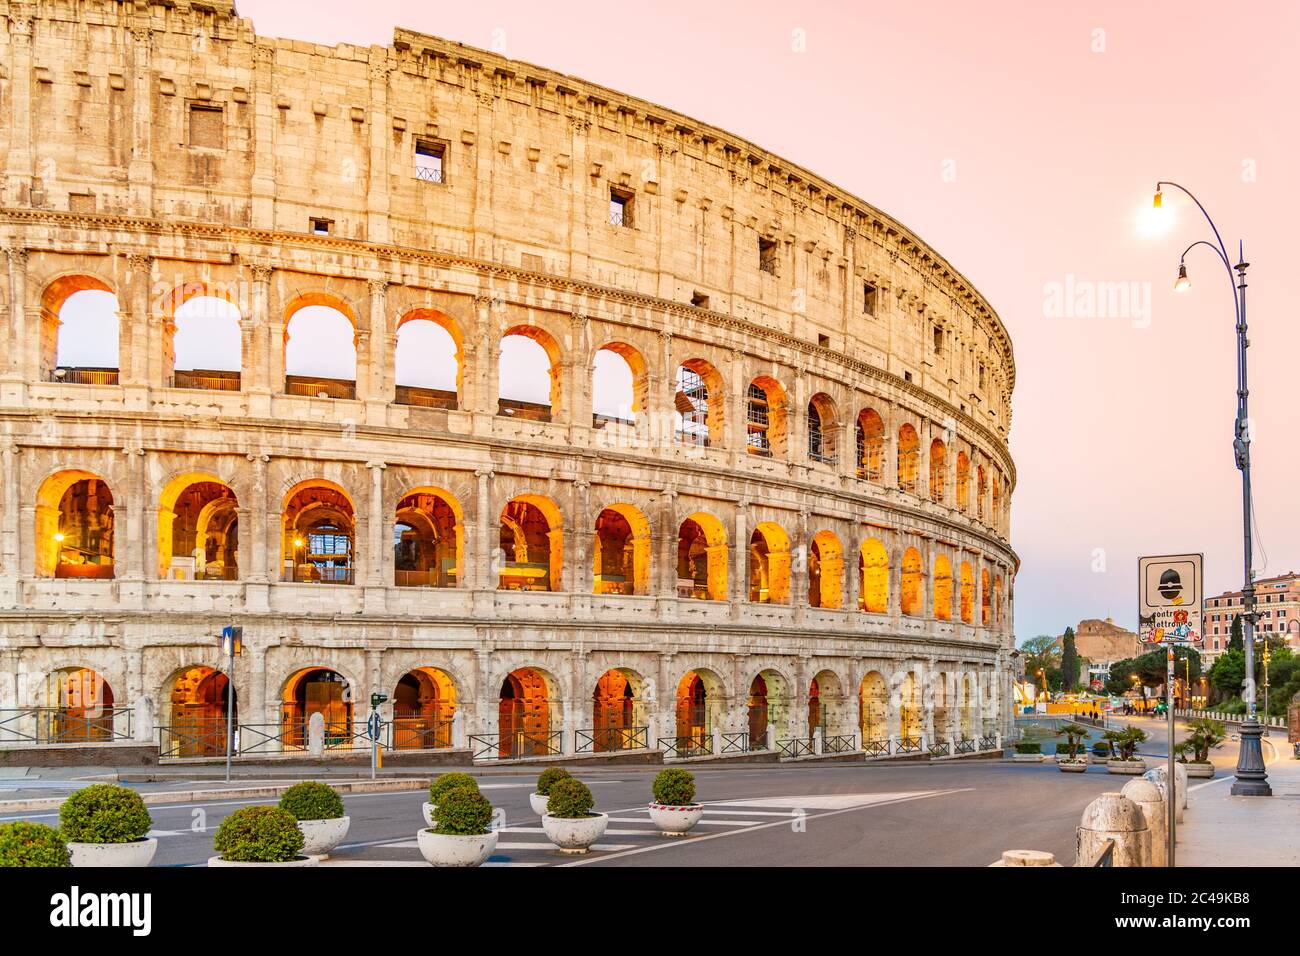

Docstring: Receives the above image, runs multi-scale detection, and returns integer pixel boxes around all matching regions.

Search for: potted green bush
[417,785,498,867]
[1090,740,1111,764]
[59,784,156,867]
[208,805,314,867]
[1011,739,1042,762]
[423,772,480,826]
[279,781,349,858]
[0,821,70,867]
[1104,726,1148,775]
[541,777,607,853]
[529,766,571,816]
[1053,723,1090,773]
[1174,718,1225,779]
[648,768,703,835]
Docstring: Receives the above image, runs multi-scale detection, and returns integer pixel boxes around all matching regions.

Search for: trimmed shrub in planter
[542,777,607,853]
[419,786,498,866]
[59,784,156,867]
[210,806,309,866]
[426,772,481,826]
[649,768,703,836]
[280,781,349,858]
[0,821,70,867]
[530,767,572,815]
[1175,718,1225,778]
[1013,741,1041,754]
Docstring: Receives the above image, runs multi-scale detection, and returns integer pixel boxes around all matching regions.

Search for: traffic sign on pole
[1138,554,1204,645]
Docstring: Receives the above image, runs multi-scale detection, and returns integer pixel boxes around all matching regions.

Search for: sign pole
[1167,645,1176,868]
[225,636,234,783]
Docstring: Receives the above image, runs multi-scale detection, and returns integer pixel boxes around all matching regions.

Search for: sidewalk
[1178,737,1300,866]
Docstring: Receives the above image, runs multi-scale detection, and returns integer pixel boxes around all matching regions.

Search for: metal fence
[469,730,563,760]
[719,732,749,754]
[575,726,648,754]
[978,734,1000,751]
[954,738,977,755]
[658,734,713,758]
[0,707,134,745]
[822,734,857,754]
[928,741,951,758]
[158,723,229,758]
[863,738,891,757]
[777,737,814,758]
[895,736,923,754]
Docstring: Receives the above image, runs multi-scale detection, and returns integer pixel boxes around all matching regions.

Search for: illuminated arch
[164,665,236,756]
[395,487,463,588]
[806,392,839,464]
[157,471,239,580]
[499,324,563,420]
[392,666,457,749]
[282,479,356,585]
[395,308,464,409]
[43,666,119,742]
[981,567,991,625]
[856,408,884,481]
[284,292,359,398]
[747,668,793,743]
[859,537,889,613]
[746,375,788,458]
[897,424,920,492]
[956,452,971,512]
[590,667,646,751]
[859,671,888,744]
[35,470,115,579]
[808,669,847,737]
[677,512,728,600]
[675,667,727,742]
[933,553,953,622]
[280,667,353,747]
[594,503,651,596]
[499,494,563,592]
[898,671,923,740]
[748,521,792,604]
[498,666,559,758]
[673,358,725,448]
[592,342,647,425]
[929,438,947,502]
[960,560,975,623]
[162,280,243,389]
[808,529,843,609]
[900,547,923,616]
[41,275,120,383]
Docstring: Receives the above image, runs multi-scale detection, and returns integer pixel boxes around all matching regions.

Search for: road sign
[367,711,383,742]
[1137,553,1203,645]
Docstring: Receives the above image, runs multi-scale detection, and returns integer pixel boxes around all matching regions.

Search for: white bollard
[989,849,1061,867]
[1120,778,1168,868]
[307,711,326,757]
[1145,765,1187,819]
[1075,792,1151,867]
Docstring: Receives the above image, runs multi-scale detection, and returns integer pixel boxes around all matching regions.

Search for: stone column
[473,469,494,593]
[655,489,678,601]
[792,509,810,610]
[728,349,747,465]
[365,278,394,416]
[364,461,388,614]
[472,296,497,434]
[246,265,273,416]
[731,501,749,608]
[0,445,19,587]
[1,248,27,397]
[122,254,154,404]
[570,479,591,596]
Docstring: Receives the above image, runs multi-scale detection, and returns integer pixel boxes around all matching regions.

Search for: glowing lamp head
[1153,188,1163,209]
[1174,262,1191,292]
[53,532,65,543]
[293,538,304,548]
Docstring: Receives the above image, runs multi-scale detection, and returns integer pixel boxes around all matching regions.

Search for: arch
[808,529,843,609]
[993,574,1005,625]
[499,494,563,592]
[859,670,888,745]
[281,667,353,747]
[395,308,463,409]
[677,512,728,600]
[395,487,463,588]
[933,553,953,622]
[806,392,838,464]
[933,671,951,739]
[158,472,239,580]
[899,671,923,740]
[36,470,115,579]
[981,567,991,625]
[960,560,975,623]
[745,375,788,458]
[747,668,793,744]
[976,465,987,519]
[167,282,243,390]
[808,669,847,737]
[164,665,236,757]
[960,673,978,740]
[592,342,647,425]
[991,475,1002,530]
[392,666,457,749]
[929,438,947,502]
[897,423,920,492]
[673,358,725,447]
[748,521,791,604]
[590,667,646,751]
[41,275,118,383]
[675,667,726,743]
[43,666,119,742]
[282,480,356,585]
[855,408,884,481]
[956,452,971,512]
[284,295,358,399]
[499,325,562,421]
[594,503,651,595]
[498,666,559,757]
[859,537,890,613]
[900,546,923,616]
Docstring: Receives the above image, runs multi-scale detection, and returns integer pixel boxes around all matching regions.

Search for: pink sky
[72,1,1300,640]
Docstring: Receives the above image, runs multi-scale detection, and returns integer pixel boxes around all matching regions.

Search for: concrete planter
[422,802,436,827]
[208,855,317,867]
[529,792,550,816]
[1090,752,1110,764]
[416,828,498,867]
[1012,753,1043,763]
[297,816,350,858]
[1107,759,1147,775]
[68,837,158,868]
[1183,761,1215,779]
[648,802,704,835]
[1058,760,1089,773]
[542,812,608,853]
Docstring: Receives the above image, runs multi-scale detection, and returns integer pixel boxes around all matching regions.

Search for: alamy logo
[49,886,151,937]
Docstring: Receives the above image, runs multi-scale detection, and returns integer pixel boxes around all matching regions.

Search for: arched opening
[748,521,791,604]
[673,359,724,447]
[677,512,728,600]
[590,668,646,751]
[499,327,561,422]
[929,438,947,502]
[960,675,977,740]
[498,666,556,757]
[498,495,562,591]
[860,538,889,613]
[807,393,838,464]
[933,554,953,622]
[933,672,951,740]
[808,530,843,609]
[284,297,358,399]
[745,376,787,458]
[856,408,884,481]
[165,666,236,756]
[747,669,791,745]
[592,343,645,427]
[594,504,650,596]
[281,667,352,747]
[675,668,724,747]
[976,465,987,519]
[282,481,355,584]
[158,474,238,580]
[42,277,119,385]
[994,574,1004,625]
[900,547,923,616]
[36,471,115,579]
[897,424,920,492]
[394,488,462,587]
[392,667,456,749]
[44,666,119,742]
[859,671,888,745]
[899,671,923,741]
[395,310,461,409]
[809,669,846,738]
[960,560,975,624]
[991,475,1002,530]
[981,568,991,625]
[169,288,242,391]
[956,452,971,512]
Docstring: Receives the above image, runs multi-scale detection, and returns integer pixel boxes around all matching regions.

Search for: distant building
[1202,572,1300,666]
[1057,618,1139,687]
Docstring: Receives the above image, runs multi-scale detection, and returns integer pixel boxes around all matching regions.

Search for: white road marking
[708,791,944,810]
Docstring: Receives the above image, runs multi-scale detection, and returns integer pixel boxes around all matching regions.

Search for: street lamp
[1152,180,1270,796]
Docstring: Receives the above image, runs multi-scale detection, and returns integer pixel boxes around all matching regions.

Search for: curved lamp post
[1153,181,1270,796]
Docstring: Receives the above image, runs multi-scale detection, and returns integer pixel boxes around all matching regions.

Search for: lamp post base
[1230,718,1272,796]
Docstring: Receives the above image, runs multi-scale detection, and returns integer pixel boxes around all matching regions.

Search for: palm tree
[1054,722,1090,761]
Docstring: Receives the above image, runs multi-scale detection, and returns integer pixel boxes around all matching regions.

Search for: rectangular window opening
[609,188,634,227]
[415,139,445,183]
[759,238,778,275]
[189,103,224,149]
[310,217,333,236]
[863,282,877,315]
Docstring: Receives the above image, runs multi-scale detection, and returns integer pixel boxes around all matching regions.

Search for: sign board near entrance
[1137,553,1203,645]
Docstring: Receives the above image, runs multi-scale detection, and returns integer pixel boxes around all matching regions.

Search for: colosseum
[0,0,1018,765]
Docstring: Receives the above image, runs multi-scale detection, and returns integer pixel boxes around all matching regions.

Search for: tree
[1019,634,1062,693]
[1104,646,1202,697]
[1060,627,1079,692]
[1228,614,1243,652]
[1208,648,1244,702]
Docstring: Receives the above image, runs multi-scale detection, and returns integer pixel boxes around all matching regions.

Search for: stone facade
[0,1,1018,758]
[1203,572,1300,666]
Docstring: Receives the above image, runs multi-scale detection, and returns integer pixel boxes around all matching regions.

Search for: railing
[49,367,120,385]
[415,163,444,183]
[389,717,453,750]
[0,707,134,745]
[158,723,230,758]
[895,736,922,754]
[235,722,305,754]
[285,375,356,400]
[658,734,713,758]
[954,738,977,755]
[675,429,711,448]
[719,732,748,754]
[979,734,1000,751]
[777,737,814,758]
[575,725,648,754]
[393,569,456,588]
[394,384,457,409]
[469,730,563,760]
[172,369,241,391]
[281,566,355,584]
[863,738,891,757]
[822,734,857,754]
[54,563,115,579]
[497,398,552,422]
[1088,838,1116,868]
[928,741,951,758]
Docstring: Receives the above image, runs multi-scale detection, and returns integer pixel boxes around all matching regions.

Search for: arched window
[976,465,987,519]
[929,438,947,502]
[45,280,119,385]
[748,522,791,604]
[499,326,561,421]
[592,344,644,427]
[159,475,238,580]
[859,538,889,613]
[897,424,920,492]
[395,310,461,409]
[594,504,651,595]
[808,530,843,608]
[677,513,728,600]
[807,394,837,465]
[900,547,923,616]
[673,362,717,447]
[36,471,115,579]
[499,496,563,591]
[285,299,357,399]
[282,482,355,584]
[956,453,971,512]
[394,488,462,587]
[855,409,884,481]
[960,561,974,623]
[170,291,242,391]
[746,377,787,458]
[933,554,953,621]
